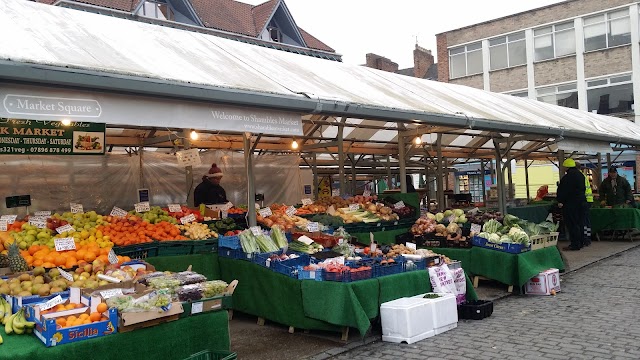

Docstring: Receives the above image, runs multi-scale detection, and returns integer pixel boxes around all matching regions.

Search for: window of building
[139,0,174,21]
[584,9,630,52]
[449,42,483,79]
[534,21,575,61]
[537,83,578,109]
[489,32,526,70]
[587,74,633,115]
[506,90,529,98]
[268,27,282,42]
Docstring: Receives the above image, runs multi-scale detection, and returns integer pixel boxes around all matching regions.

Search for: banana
[0,299,5,320]
[0,333,3,345]
[12,310,26,332]
[4,313,16,335]
[1,301,11,326]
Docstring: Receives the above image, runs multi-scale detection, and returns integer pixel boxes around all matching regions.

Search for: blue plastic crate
[373,262,403,278]
[398,257,428,271]
[471,236,530,254]
[218,235,241,250]
[273,254,310,278]
[253,251,280,268]
[324,270,350,282]
[297,267,323,281]
[218,246,255,260]
[349,267,373,281]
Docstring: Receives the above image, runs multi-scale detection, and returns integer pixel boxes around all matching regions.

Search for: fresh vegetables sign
[0,118,105,155]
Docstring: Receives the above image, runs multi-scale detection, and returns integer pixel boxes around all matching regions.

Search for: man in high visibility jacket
[577,162,593,246]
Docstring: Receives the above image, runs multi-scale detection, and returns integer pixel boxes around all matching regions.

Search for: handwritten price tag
[56,224,75,234]
[250,226,262,236]
[307,222,319,232]
[349,204,360,211]
[34,211,51,217]
[134,202,150,213]
[191,301,203,314]
[100,288,124,300]
[363,190,371,197]
[57,267,74,281]
[39,295,64,311]
[55,237,76,252]
[1,215,17,224]
[258,207,272,217]
[168,204,182,213]
[110,207,128,217]
[332,189,340,197]
[301,198,313,206]
[447,215,457,224]
[406,242,417,250]
[286,206,297,217]
[29,218,47,229]
[180,213,196,224]
[394,201,406,209]
[221,210,228,219]
[108,249,119,264]
[70,203,83,213]
[471,224,482,234]
[0,220,6,232]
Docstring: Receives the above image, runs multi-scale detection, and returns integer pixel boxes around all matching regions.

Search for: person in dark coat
[599,166,633,207]
[405,175,416,193]
[194,163,228,205]
[556,158,586,251]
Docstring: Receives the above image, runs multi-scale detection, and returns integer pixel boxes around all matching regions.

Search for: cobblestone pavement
[328,247,640,360]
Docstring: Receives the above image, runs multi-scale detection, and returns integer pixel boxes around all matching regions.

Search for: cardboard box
[119,301,183,332]
[181,280,237,317]
[0,267,10,276]
[26,288,89,322]
[525,268,561,295]
[80,280,147,305]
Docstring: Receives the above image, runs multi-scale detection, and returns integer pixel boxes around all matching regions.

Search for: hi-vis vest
[583,172,593,203]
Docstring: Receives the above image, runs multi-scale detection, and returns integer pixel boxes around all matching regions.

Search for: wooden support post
[341,327,350,341]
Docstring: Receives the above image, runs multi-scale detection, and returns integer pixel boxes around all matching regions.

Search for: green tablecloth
[352,226,411,245]
[507,204,552,223]
[590,208,640,233]
[146,253,221,280]
[0,310,230,360]
[425,248,474,274]
[218,257,477,337]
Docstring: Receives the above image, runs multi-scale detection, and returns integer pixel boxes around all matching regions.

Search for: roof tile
[190,0,258,36]
[251,0,278,35]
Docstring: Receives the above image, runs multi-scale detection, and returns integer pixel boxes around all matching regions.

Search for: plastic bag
[452,268,467,305]
[428,264,457,296]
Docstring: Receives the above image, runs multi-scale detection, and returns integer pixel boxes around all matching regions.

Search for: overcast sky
[244,0,565,68]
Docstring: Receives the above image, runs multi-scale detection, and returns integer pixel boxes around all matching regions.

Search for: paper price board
[221,210,228,219]
[56,224,75,234]
[180,214,196,224]
[29,219,47,229]
[0,220,6,232]
[258,207,272,217]
[394,201,405,209]
[34,211,51,217]
[0,215,17,224]
[349,204,360,211]
[301,198,313,206]
[108,249,119,264]
[39,295,64,311]
[134,202,150,213]
[57,267,74,282]
[471,224,482,233]
[100,288,124,300]
[363,190,371,197]
[70,203,83,213]
[286,206,297,217]
[176,148,202,167]
[406,242,417,250]
[168,204,182,213]
[307,222,319,232]
[191,302,203,314]
[332,189,340,197]
[54,237,76,252]
[250,226,263,236]
[110,207,128,218]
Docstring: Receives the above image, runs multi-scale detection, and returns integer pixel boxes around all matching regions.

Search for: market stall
[590,207,640,240]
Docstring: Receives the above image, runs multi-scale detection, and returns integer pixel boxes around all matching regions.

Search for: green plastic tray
[192,238,219,254]
[113,243,159,259]
[156,241,194,256]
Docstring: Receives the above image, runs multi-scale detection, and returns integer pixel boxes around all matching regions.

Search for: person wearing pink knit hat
[194,163,228,205]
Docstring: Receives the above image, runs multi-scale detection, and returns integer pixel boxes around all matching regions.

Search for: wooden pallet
[473,275,513,293]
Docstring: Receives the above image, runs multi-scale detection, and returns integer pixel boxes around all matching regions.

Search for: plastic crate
[113,243,159,259]
[192,238,218,254]
[297,268,323,281]
[218,247,255,261]
[348,267,373,281]
[218,235,241,250]
[183,350,237,360]
[324,270,350,282]
[530,235,546,251]
[156,241,194,256]
[373,262,403,278]
[457,300,494,320]
[546,232,559,247]
[471,236,530,254]
[253,251,280,268]
[273,255,310,278]
[400,257,428,271]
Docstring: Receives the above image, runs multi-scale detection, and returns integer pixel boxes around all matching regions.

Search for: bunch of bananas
[1,297,35,344]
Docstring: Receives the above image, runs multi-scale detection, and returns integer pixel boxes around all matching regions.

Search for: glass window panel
[535,26,552,35]
[584,23,607,51]
[510,91,529,98]
[450,53,466,78]
[450,46,465,55]
[509,32,525,41]
[555,29,576,57]
[534,35,554,61]
[537,87,555,95]
[467,42,482,51]
[609,17,631,46]
[490,44,508,70]
[609,9,629,19]
[555,21,574,31]
[467,50,483,74]
[508,39,526,66]
[556,92,579,109]
[558,83,577,92]
[584,14,605,26]
[587,83,634,114]
[538,95,557,104]
[587,79,608,87]
[489,37,506,46]
[611,75,632,83]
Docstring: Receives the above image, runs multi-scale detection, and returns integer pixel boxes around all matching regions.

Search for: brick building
[365,45,438,80]
[437,0,640,122]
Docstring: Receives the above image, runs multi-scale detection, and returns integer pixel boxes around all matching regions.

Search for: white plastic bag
[452,268,467,305]
[428,264,457,296]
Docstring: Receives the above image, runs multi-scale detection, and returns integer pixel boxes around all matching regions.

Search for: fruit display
[207,218,239,234]
[410,216,437,236]
[177,223,218,240]
[433,209,467,224]
[8,242,28,273]
[2,305,35,336]
[226,206,247,215]
[314,195,378,209]
[256,209,311,231]
[0,271,70,297]
[176,280,229,301]
[50,310,108,329]
[106,290,172,312]
[129,206,178,225]
[295,204,327,215]
[162,206,204,223]
[98,216,186,245]
[23,244,123,269]
[334,203,398,223]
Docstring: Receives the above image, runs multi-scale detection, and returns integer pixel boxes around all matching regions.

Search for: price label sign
[191,301,203,314]
[57,267,74,281]
[108,249,119,264]
[286,206,297,217]
[301,198,313,206]
[406,242,417,250]
[100,288,124,300]
[447,215,457,224]
[332,189,340,197]
[221,210,228,219]
[168,204,182,213]
[370,242,377,254]
[258,207,272,218]
[110,207,128,218]
[54,237,76,252]
[29,218,47,228]
[0,220,7,232]
[180,213,196,224]
[134,202,150,213]
[349,204,360,211]
[70,203,83,213]
[250,226,262,236]
[34,211,51,217]
[56,224,75,234]
[363,190,371,197]
[394,201,406,209]
[39,295,64,311]
[307,222,319,232]
[471,224,482,234]
[1,215,17,224]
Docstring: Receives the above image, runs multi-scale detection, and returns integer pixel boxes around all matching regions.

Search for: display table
[218,257,478,337]
[507,203,553,223]
[0,310,230,360]
[147,253,221,280]
[590,208,640,235]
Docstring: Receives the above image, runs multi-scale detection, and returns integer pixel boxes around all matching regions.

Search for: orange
[75,303,84,309]
[82,319,91,325]
[65,259,77,269]
[56,318,66,327]
[54,256,66,266]
[67,315,77,323]
[83,252,96,263]
[96,303,108,313]
[66,303,76,310]
[79,313,89,320]
[75,249,87,260]
[24,255,34,266]
[89,312,101,322]
[33,259,44,267]
[42,262,55,268]
[28,245,40,256]
[44,253,56,264]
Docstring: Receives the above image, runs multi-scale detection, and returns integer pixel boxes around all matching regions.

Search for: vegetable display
[411,216,437,235]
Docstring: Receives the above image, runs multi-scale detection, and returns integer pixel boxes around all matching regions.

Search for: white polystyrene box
[412,292,458,334]
[380,297,435,344]
[525,268,561,295]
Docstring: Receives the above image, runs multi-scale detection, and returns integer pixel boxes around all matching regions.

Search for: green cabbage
[500,235,512,243]
[453,209,465,217]
[482,219,501,233]
[503,214,521,227]
[488,233,501,243]
[457,215,467,223]
[435,212,444,222]
[443,210,453,218]
[426,213,436,220]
